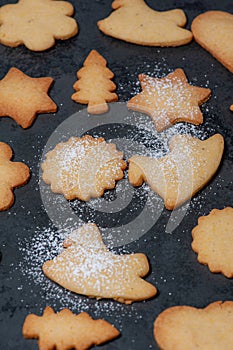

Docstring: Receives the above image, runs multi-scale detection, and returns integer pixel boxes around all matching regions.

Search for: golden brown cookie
[0,142,30,210]
[0,0,78,51]
[23,306,120,350]
[97,0,192,46]
[43,223,157,304]
[41,135,126,201]
[0,67,57,128]
[191,11,233,73]
[154,301,233,350]
[72,50,118,114]
[128,134,224,210]
[127,69,211,132]
[192,207,233,278]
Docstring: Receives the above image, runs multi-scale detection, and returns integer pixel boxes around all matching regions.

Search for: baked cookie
[41,135,126,201]
[192,207,233,278]
[128,134,224,210]
[191,11,233,73]
[0,142,30,210]
[43,223,157,304]
[127,69,211,132]
[97,0,192,46]
[154,301,233,350]
[0,67,57,128]
[72,50,118,114]
[23,306,120,350]
[0,0,78,51]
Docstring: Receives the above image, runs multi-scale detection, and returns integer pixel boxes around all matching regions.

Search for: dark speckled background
[0,1,233,349]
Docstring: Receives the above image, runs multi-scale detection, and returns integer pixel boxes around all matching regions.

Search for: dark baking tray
[0,0,233,349]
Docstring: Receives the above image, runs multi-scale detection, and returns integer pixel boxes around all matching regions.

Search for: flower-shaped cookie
[0,0,78,51]
[41,135,127,201]
[192,207,233,278]
[0,142,30,210]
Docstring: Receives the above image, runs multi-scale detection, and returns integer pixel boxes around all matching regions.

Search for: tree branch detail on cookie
[72,50,118,114]
[127,69,211,132]
[23,306,120,350]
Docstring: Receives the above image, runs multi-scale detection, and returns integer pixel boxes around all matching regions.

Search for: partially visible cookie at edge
[192,207,233,278]
[0,142,30,210]
[191,11,233,73]
[154,301,233,350]
[0,0,78,51]
[23,306,120,350]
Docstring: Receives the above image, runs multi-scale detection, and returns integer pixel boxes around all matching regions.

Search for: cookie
[0,0,78,51]
[23,306,120,350]
[0,142,30,210]
[191,11,233,73]
[41,135,127,201]
[97,0,192,46]
[72,50,118,114]
[43,223,157,304]
[192,207,233,278]
[127,69,211,132]
[154,301,233,350]
[0,67,57,128]
[128,134,224,210]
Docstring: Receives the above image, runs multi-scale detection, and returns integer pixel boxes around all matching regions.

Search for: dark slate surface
[0,0,232,349]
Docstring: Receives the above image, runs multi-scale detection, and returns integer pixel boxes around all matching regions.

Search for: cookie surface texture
[191,11,233,73]
[72,50,118,114]
[0,67,57,128]
[41,135,126,201]
[154,301,233,350]
[43,223,157,304]
[0,142,30,210]
[23,306,120,350]
[127,68,211,131]
[192,207,233,278]
[97,0,192,46]
[128,134,224,210]
[0,0,78,51]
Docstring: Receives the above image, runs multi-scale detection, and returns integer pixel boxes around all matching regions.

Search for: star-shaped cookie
[127,68,211,132]
[0,67,57,128]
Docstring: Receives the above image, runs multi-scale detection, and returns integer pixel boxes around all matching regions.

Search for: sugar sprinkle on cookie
[41,135,126,201]
[192,207,233,278]
[43,223,157,304]
[127,68,211,132]
[97,0,193,46]
[23,306,120,350]
[128,134,224,210]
